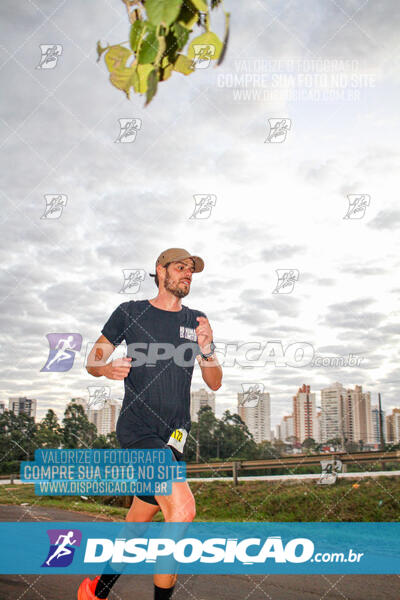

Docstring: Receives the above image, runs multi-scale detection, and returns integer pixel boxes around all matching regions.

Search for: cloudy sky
[1,0,399,429]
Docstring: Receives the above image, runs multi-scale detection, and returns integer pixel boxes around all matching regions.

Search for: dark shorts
[120,436,184,506]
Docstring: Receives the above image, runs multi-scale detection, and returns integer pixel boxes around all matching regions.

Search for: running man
[78,248,222,600]
[46,531,77,566]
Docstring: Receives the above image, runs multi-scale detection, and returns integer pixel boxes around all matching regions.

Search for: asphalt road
[0,505,398,600]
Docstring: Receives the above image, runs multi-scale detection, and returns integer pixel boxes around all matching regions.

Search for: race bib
[167,428,188,453]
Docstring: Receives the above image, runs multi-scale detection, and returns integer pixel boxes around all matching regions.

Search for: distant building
[386,408,400,443]
[279,414,294,442]
[87,399,121,436]
[0,402,5,415]
[343,385,373,445]
[8,397,37,420]
[371,405,386,445]
[190,389,215,422]
[315,410,322,444]
[293,384,316,443]
[320,382,345,444]
[237,391,271,443]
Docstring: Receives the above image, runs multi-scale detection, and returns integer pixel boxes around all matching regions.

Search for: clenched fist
[102,357,132,380]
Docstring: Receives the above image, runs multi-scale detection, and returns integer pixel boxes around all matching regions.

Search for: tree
[62,401,97,448]
[0,411,37,472]
[35,409,63,449]
[97,0,230,105]
[302,437,317,453]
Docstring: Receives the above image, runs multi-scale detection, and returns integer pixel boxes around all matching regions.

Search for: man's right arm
[86,334,132,380]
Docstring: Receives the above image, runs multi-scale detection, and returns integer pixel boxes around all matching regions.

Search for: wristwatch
[200,341,216,361]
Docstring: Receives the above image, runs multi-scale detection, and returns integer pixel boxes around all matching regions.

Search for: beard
[164,270,190,298]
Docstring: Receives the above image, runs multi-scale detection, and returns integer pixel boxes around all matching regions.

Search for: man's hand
[196,316,213,353]
[102,357,132,380]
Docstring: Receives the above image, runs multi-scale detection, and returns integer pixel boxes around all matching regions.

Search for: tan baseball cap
[149,248,204,277]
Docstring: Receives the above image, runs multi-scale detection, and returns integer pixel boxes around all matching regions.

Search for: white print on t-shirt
[179,326,197,342]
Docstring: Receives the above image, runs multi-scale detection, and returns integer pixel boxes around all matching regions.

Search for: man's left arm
[195,316,222,391]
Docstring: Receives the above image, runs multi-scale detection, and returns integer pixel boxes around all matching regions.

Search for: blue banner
[0,522,398,574]
[20,449,186,496]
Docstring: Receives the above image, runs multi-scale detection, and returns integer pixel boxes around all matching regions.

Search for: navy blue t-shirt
[101,299,206,446]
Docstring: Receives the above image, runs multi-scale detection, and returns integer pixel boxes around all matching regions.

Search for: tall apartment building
[343,385,373,444]
[371,405,386,445]
[8,397,37,420]
[386,408,400,443]
[320,382,345,444]
[237,391,271,443]
[315,410,322,444]
[190,388,215,422]
[280,414,294,442]
[292,384,316,442]
[87,399,121,436]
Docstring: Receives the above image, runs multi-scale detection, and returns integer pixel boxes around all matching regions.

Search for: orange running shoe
[77,576,106,600]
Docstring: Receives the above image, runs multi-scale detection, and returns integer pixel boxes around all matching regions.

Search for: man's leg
[152,481,196,595]
[94,497,160,599]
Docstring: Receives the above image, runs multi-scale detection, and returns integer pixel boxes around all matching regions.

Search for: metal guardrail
[1,450,399,486]
[185,450,400,484]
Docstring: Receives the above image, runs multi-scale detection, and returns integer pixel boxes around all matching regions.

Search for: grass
[1,476,399,521]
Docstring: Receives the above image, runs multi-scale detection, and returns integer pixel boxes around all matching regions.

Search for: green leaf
[145,68,158,105]
[138,30,159,64]
[171,22,189,50]
[187,32,222,61]
[96,41,109,63]
[173,54,195,75]
[109,67,135,98]
[160,60,174,81]
[104,45,132,72]
[129,20,146,52]
[146,0,183,27]
[133,64,153,93]
[104,46,135,97]
[217,11,230,66]
[178,1,200,29]
[155,35,167,65]
[191,0,208,11]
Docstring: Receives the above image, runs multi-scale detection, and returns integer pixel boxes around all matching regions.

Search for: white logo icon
[344,194,370,219]
[189,194,217,220]
[265,118,291,143]
[115,118,142,143]
[41,194,67,219]
[272,269,299,294]
[36,45,63,69]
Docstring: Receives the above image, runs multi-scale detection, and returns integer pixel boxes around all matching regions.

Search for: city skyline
[4,378,399,445]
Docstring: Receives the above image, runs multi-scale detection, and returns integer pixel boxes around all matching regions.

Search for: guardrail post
[233,461,239,486]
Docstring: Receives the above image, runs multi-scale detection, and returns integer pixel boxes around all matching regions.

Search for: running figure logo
[36,44,63,69]
[191,44,216,69]
[87,386,111,410]
[115,118,142,143]
[42,529,82,567]
[272,269,299,294]
[189,194,217,219]
[40,194,67,219]
[41,333,82,372]
[264,118,291,143]
[343,194,370,219]
[239,383,264,408]
[318,459,342,485]
[119,269,146,293]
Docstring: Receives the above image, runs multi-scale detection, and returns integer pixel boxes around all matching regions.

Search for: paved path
[0,505,398,600]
